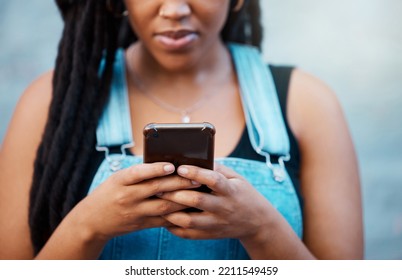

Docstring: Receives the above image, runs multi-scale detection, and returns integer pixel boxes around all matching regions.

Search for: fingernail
[164,164,175,173]
[178,167,189,175]
[156,192,164,197]
[191,180,200,186]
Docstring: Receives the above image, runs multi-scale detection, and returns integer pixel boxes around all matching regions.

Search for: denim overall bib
[89,44,303,259]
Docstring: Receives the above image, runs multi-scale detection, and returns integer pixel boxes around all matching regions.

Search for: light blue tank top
[89,43,303,259]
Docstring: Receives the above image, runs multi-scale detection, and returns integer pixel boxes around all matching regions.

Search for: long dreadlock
[29,0,263,255]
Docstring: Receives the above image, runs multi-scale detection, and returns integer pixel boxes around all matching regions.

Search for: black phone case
[143,122,215,201]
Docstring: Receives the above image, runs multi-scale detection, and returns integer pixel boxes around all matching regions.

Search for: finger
[177,165,231,194]
[214,162,241,179]
[110,175,201,207]
[157,190,222,212]
[135,198,189,217]
[163,211,217,231]
[136,175,202,198]
[113,162,176,186]
[140,216,175,229]
[166,226,212,240]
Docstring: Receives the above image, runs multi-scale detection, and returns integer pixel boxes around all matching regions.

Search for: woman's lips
[154,30,199,51]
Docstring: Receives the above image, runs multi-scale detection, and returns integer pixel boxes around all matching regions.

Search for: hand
[72,162,201,242]
[157,163,276,241]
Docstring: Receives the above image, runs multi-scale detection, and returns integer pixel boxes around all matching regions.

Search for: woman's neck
[127,40,233,95]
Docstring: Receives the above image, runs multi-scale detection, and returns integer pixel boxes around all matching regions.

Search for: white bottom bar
[0,260,401,280]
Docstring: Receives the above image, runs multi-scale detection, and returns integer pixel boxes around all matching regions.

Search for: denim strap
[96,49,134,148]
[229,43,290,157]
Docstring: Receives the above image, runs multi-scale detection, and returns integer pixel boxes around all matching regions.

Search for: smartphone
[143,122,215,194]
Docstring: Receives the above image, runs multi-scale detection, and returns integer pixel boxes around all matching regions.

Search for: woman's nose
[159,1,191,20]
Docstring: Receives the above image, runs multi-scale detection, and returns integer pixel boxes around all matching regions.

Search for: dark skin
[0,0,363,259]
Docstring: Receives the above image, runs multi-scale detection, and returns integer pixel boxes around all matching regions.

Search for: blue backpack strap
[229,43,291,182]
[95,49,134,171]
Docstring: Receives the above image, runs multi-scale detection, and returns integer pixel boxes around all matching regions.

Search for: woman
[0,0,363,259]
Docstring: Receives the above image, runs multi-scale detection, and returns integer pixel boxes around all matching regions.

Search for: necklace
[126,49,217,123]
[141,89,215,123]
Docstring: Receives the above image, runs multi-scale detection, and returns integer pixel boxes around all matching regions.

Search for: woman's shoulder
[265,65,346,151]
[1,70,53,153]
[19,70,54,111]
[286,68,346,142]
[16,71,53,121]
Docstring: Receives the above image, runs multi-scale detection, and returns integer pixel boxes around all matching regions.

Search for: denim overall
[89,44,303,259]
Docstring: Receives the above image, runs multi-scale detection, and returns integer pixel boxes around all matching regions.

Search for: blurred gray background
[0,1,401,259]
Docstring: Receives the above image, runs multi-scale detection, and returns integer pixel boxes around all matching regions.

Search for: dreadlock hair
[29,0,263,255]
[225,0,263,49]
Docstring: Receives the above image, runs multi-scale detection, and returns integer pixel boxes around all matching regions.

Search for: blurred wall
[0,0,401,259]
